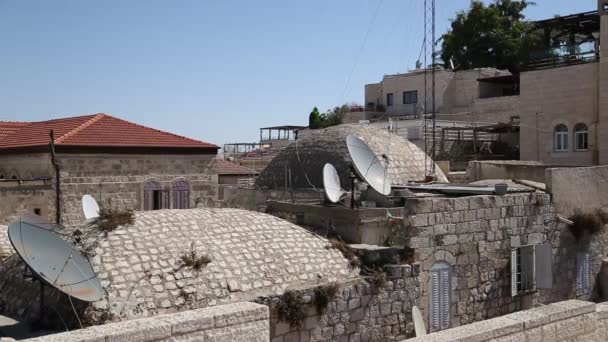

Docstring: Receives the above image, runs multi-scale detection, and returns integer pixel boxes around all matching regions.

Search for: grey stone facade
[402,192,608,329]
[258,265,420,342]
[0,224,11,261]
[255,124,448,192]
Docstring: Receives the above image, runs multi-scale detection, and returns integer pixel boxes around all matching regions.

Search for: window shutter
[577,253,592,294]
[440,268,451,330]
[162,190,170,209]
[430,270,440,331]
[535,244,553,289]
[511,249,518,297]
[144,190,152,210]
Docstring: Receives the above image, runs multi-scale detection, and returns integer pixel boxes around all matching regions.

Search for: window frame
[574,123,589,151]
[402,90,418,105]
[511,244,553,297]
[554,124,569,152]
[386,93,394,107]
[172,179,191,209]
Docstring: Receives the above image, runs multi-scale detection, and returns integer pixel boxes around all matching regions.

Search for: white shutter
[440,268,451,330]
[535,244,553,289]
[577,253,592,294]
[430,270,440,331]
[511,249,518,297]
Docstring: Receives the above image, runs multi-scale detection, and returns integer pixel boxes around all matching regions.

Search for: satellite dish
[412,306,427,336]
[346,135,391,196]
[81,194,100,221]
[323,163,347,203]
[8,216,103,302]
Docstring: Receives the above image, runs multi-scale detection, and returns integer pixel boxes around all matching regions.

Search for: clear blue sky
[0,0,594,147]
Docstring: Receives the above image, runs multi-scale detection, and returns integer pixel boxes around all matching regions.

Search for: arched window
[429,261,451,332]
[172,179,190,209]
[554,124,568,152]
[143,179,167,210]
[574,123,588,151]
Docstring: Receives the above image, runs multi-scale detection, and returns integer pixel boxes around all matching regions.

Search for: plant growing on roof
[569,208,608,241]
[93,206,135,233]
[273,290,306,328]
[180,242,212,271]
[326,238,360,270]
[313,283,340,314]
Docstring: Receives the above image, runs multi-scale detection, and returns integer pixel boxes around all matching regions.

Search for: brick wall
[405,300,608,342]
[19,302,269,342]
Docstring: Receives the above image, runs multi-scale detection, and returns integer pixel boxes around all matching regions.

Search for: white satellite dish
[412,306,427,336]
[323,163,347,203]
[346,135,391,196]
[8,216,103,302]
[81,194,100,221]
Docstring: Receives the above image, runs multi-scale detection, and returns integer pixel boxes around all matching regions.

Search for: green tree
[308,107,322,129]
[441,0,540,73]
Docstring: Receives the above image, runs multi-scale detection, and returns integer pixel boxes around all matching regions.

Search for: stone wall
[20,302,269,342]
[257,265,420,342]
[0,180,54,224]
[466,160,570,184]
[405,300,608,342]
[55,153,217,226]
[402,192,608,329]
[545,165,608,215]
[520,62,599,165]
[0,225,11,261]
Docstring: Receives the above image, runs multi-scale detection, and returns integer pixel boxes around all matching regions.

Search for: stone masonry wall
[405,300,608,342]
[256,265,420,342]
[20,302,269,342]
[56,153,217,226]
[0,180,54,224]
[402,192,607,329]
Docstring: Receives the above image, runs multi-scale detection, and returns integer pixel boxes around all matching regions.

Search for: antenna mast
[423,0,436,176]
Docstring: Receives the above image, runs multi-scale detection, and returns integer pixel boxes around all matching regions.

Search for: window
[511,244,553,296]
[386,93,393,106]
[403,90,418,104]
[144,180,168,210]
[172,179,190,209]
[574,123,589,151]
[576,253,592,295]
[554,124,569,152]
[429,261,451,332]
[34,208,41,216]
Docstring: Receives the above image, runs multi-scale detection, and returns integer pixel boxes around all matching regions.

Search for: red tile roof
[0,113,218,150]
[213,158,257,175]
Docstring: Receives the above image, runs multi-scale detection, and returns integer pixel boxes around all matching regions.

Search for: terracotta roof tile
[0,113,218,150]
[213,158,257,175]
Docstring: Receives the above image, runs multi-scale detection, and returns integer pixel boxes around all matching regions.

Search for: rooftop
[0,113,218,153]
[213,158,258,175]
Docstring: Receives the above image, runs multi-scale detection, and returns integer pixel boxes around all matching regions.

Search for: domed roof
[255,124,448,190]
[0,209,355,325]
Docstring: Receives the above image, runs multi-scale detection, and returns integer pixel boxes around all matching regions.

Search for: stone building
[267,183,608,334]
[0,113,219,226]
[255,124,448,192]
[358,3,608,167]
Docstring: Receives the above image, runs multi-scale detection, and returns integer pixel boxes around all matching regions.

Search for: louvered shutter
[144,190,153,210]
[577,253,591,294]
[584,254,591,293]
[440,268,451,330]
[429,263,451,332]
[535,244,553,289]
[162,190,170,209]
[511,249,518,297]
[430,270,440,331]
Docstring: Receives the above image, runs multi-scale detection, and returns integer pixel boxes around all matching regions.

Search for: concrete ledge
[23,302,269,342]
[404,300,601,342]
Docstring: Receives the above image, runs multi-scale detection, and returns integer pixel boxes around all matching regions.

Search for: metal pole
[50,130,61,225]
[431,0,436,174]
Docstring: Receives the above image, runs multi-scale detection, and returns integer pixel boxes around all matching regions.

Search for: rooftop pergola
[259,125,307,142]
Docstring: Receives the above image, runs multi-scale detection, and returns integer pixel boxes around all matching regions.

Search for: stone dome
[0,208,355,326]
[255,124,448,190]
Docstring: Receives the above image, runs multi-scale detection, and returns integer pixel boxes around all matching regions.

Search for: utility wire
[341,0,384,101]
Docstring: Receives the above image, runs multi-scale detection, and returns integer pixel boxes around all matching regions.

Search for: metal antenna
[423,0,436,177]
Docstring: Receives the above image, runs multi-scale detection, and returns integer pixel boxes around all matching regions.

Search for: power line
[341,0,384,101]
